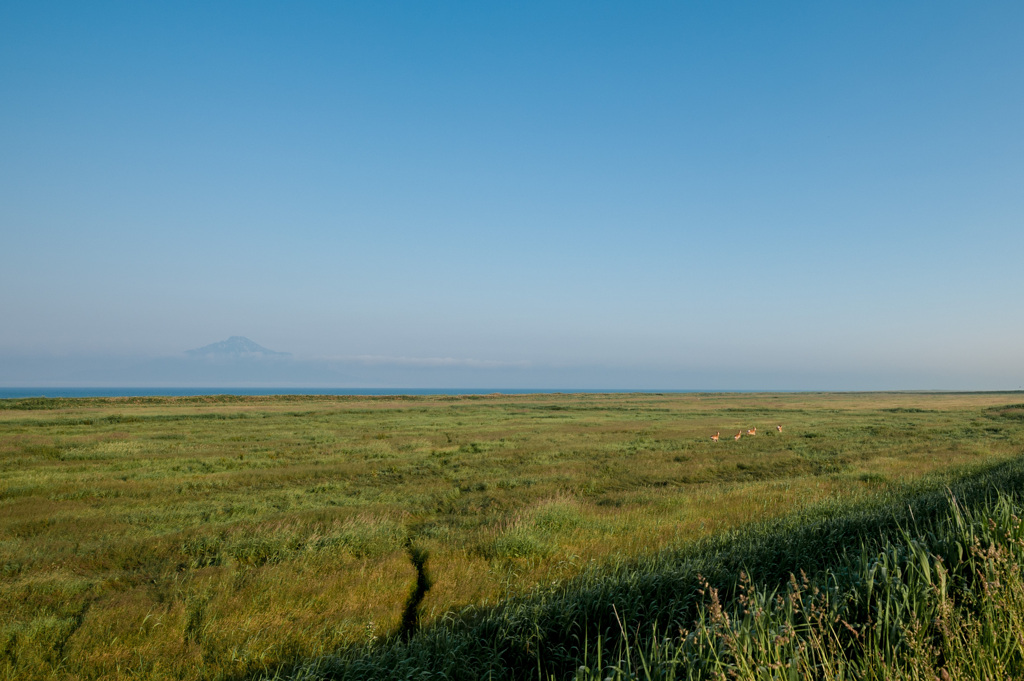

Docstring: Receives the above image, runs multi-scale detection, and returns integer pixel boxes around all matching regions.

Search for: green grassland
[1,392,1023,680]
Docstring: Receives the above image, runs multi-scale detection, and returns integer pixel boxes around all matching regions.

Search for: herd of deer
[710,424,782,442]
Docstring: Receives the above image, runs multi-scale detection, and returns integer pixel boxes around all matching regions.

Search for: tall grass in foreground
[574,493,1024,680]
[284,457,1024,680]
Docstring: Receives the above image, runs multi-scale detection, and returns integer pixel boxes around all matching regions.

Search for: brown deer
[711,432,720,442]
[776,425,783,433]
[746,427,756,436]
[734,431,742,441]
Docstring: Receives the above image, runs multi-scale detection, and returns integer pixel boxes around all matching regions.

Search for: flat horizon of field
[3,386,1024,400]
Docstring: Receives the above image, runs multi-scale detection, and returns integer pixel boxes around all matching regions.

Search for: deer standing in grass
[711,432,720,442]
[747,427,757,436]
[777,425,783,433]
[734,431,742,441]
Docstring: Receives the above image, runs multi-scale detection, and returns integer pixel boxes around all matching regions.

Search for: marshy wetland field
[3,391,1024,680]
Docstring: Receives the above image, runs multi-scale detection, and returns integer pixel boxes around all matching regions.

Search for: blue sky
[2,2,1023,389]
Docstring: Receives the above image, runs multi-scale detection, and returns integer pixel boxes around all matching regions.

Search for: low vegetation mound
[284,457,1024,680]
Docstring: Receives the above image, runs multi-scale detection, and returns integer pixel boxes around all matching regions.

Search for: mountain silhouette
[184,336,291,360]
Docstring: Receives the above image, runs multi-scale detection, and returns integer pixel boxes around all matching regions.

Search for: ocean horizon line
[0,387,761,399]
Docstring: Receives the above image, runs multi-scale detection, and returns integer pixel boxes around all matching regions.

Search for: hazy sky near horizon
[2,2,1023,388]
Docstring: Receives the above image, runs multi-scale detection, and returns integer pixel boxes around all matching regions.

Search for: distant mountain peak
[185,336,291,359]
